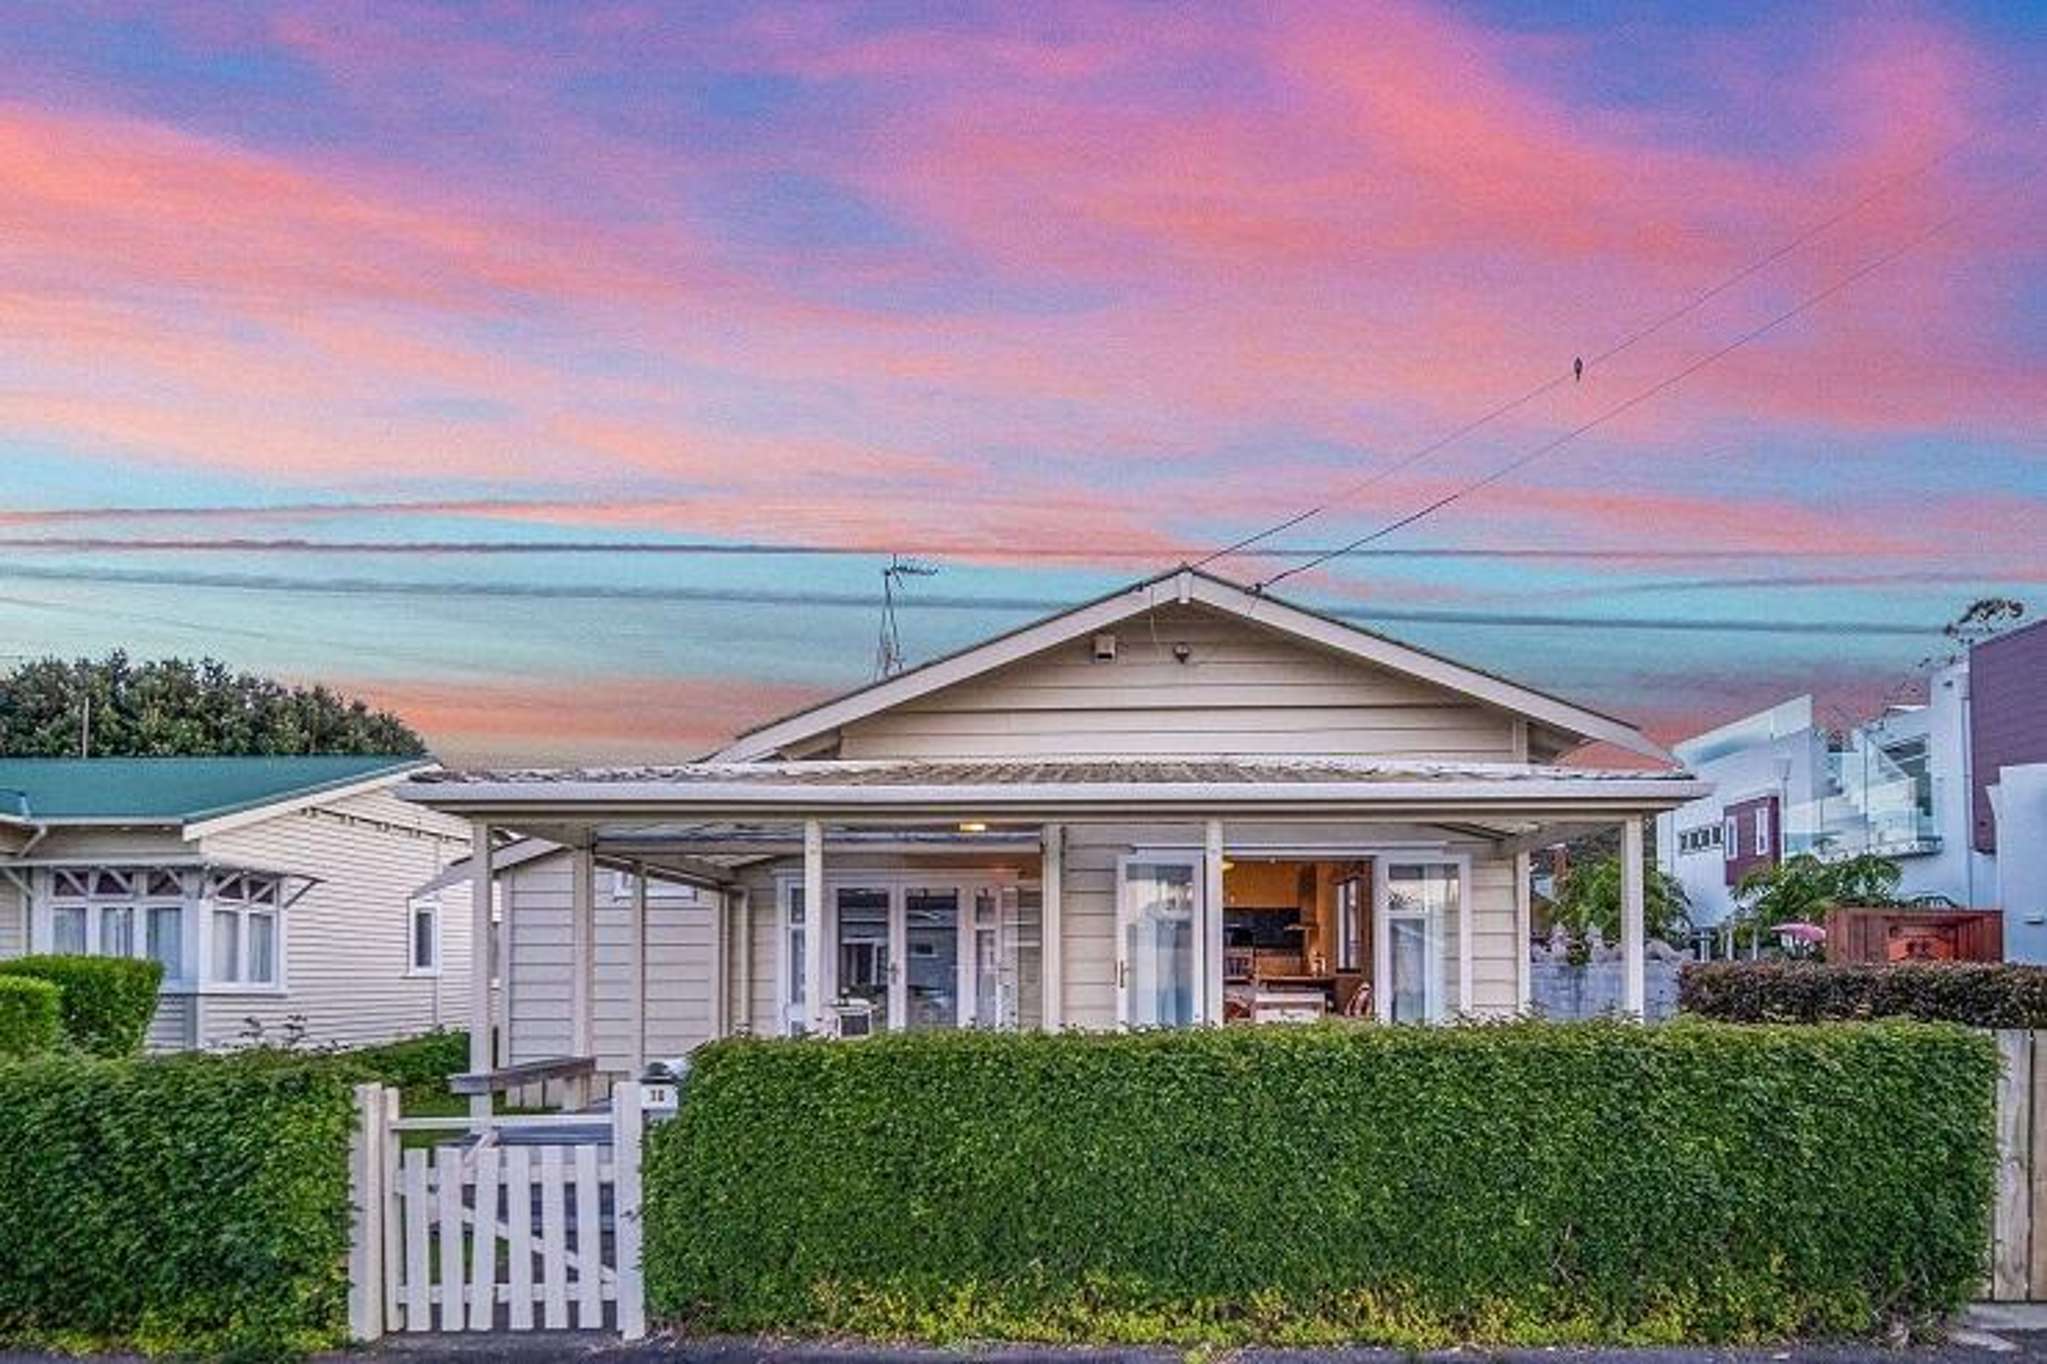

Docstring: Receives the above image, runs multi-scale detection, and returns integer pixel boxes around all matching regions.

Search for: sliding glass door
[903,887,961,1030]
[835,887,893,1030]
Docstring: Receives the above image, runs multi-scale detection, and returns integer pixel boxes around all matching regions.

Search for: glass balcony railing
[1783,739,1939,858]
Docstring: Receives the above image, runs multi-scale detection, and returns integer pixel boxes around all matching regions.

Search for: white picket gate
[347,1082,650,1341]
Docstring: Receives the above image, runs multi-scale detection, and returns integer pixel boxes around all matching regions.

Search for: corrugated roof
[411,757,1695,788]
[0,755,429,824]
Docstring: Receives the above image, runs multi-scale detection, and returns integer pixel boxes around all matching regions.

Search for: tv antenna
[873,554,939,679]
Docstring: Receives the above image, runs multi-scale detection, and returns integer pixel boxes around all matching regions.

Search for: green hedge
[0,955,164,1057]
[645,1022,1996,1347]
[0,1051,356,1357]
[0,977,61,1060]
[341,1028,468,1101]
[1682,961,2047,1027]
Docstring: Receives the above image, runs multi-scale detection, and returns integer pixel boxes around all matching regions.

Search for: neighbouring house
[0,755,480,1050]
[1655,616,2047,959]
[399,568,1706,1103]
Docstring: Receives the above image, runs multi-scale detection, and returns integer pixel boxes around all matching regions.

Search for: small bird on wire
[1573,356,1584,382]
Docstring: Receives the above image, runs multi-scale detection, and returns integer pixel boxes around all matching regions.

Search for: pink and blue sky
[0,1,2041,764]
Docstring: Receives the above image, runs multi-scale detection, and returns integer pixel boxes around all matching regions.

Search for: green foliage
[0,956,164,1058]
[1548,853,1691,944]
[1734,852,1903,935]
[0,977,62,1060]
[341,1029,468,1101]
[0,651,426,757]
[644,1022,1995,1348]
[0,1050,357,1357]
[1683,961,2047,1027]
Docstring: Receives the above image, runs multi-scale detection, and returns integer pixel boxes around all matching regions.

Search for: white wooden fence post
[612,1080,648,1339]
[348,1082,386,1342]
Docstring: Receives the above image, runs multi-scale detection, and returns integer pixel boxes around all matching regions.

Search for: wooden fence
[347,1082,652,1340]
[1990,1030,2047,1302]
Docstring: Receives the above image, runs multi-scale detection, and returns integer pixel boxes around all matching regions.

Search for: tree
[1732,851,1903,949]
[0,653,427,757]
[1549,853,1691,945]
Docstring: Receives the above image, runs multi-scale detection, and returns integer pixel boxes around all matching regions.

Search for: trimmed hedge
[1682,961,2047,1027]
[646,1022,1996,1347]
[342,1028,468,1101]
[0,977,61,1059]
[0,1051,357,1357]
[0,955,164,1057]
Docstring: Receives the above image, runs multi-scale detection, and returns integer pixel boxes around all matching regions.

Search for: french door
[1116,853,1204,1027]
[793,878,1023,1034]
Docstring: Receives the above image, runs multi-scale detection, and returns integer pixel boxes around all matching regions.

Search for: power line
[0,563,1947,636]
[1260,183,2009,591]
[1194,139,1969,569]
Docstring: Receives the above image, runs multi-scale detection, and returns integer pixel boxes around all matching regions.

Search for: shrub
[0,1050,356,1357]
[645,1022,1995,1348]
[342,1028,469,1101]
[0,977,61,1060]
[1682,960,2047,1027]
[0,955,164,1057]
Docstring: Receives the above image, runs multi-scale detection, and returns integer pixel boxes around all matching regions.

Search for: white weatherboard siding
[505,854,724,1071]
[0,879,23,959]
[837,604,1523,761]
[197,788,473,1049]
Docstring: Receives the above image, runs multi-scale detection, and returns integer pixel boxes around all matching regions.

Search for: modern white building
[1657,619,2047,958]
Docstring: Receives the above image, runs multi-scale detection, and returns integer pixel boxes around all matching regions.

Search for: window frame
[201,870,287,992]
[407,894,442,977]
[38,866,193,990]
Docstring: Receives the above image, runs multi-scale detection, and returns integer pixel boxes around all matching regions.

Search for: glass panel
[212,910,241,983]
[835,887,891,1030]
[1388,917,1429,1023]
[51,905,87,954]
[1012,888,1044,1032]
[412,905,437,970]
[1387,864,1459,1023]
[904,888,960,1030]
[1336,878,1363,972]
[783,886,807,1032]
[147,907,183,979]
[91,870,129,898]
[247,913,277,984]
[1124,861,1197,1028]
[145,870,184,898]
[100,906,135,958]
[53,870,89,898]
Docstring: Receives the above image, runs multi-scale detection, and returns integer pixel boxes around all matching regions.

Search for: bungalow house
[398,569,1707,1111]
[0,755,478,1051]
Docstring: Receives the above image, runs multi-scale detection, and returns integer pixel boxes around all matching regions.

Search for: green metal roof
[0,756,430,825]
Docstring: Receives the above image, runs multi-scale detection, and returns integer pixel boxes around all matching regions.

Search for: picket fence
[347,1082,654,1340]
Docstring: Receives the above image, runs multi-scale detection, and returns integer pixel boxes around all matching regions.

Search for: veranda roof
[401,757,1707,820]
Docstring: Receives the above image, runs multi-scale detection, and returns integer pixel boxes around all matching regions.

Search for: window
[1722,817,1738,860]
[205,871,283,987]
[409,896,440,974]
[1678,824,1725,856]
[1335,875,1364,972]
[1754,804,1772,856]
[43,866,185,984]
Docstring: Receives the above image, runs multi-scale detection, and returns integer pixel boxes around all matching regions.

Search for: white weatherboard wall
[836,603,1526,761]
[198,788,474,1048]
[504,854,721,1072]
[0,879,23,960]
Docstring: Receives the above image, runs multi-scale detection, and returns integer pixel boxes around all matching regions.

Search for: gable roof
[0,755,431,827]
[712,567,1674,764]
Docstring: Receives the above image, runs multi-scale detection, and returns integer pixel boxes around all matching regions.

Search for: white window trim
[33,867,197,992]
[407,893,442,977]
[1723,816,1739,860]
[1754,804,1772,857]
[202,873,288,995]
